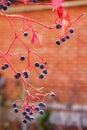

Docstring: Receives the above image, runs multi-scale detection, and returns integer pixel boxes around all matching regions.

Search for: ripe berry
[56,23,62,29]
[66,34,70,39]
[25,115,30,120]
[38,102,46,107]
[34,62,40,67]
[61,37,66,42]
[35,106,40,111]
[26,107,30,112]
[39,64,44,69]
[23,71,29,78]
[69,28,74,33]
[39,110,45,115]
[56,40,61,45]
[2,5,8,11]
[22,111,27,116]
[39,74,44,79]
[20,56,25,61]
[32,0,37,2]
[12,103,17,108]
[7,1,12,6]
[14,72,21,79]
[22,119,27,123]
[43,70,48,75]
[4,63,9,68]
[50,92,55,97]
[24,32,28,37]
[14,108,18,113]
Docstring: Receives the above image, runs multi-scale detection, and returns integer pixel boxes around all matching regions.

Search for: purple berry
[38,102,46,107]
[32,0,37,2]
[66,34,70,39]
[12,103,17,108]
[56,23,62,29]
[39,64,45,69]
[61,37,66,42]
[24,32,28,37]
[39,74,44,79]
[56,40,61,45]
[4,63,9,68]
[26,107,30,112]
[35,106,40,111]
[25,115,30,120]
[69,28,74,33]
[35,62,40,67]
[39,110,45,115]
[14,108,18,113]
[23,71,29,78]
[23,119,27,123]
[7,1,12,6]
[43,70,48,75]
[20,56,25,61]
[50,92,55,97]
[22,111,27,116]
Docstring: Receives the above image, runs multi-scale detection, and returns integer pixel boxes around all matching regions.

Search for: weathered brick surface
[0,5,87,104]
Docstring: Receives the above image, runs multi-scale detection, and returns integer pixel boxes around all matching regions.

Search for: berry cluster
[56,25,74,45]
[12,90,55,123]
[0,0,11,11]
[34,62,48,79]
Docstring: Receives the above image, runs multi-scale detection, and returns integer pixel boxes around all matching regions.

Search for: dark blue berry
[39,74,44,79]
[23,119,27,123]
[66,34,70,39]
[43,70,48,75]
[25,115,30,120]
[23,71,29,78]
[14,72,21,79]
[14,108,18,113]
[35,106,40,111]
[4,63,9,68]
[24,32,28,37]
[20,56,25,61]
[50,92,55,97]
[56,23,62,29]
[12,103,17,108]
[26,107,30,112]
[34,62,40,67]
[69,28,74,33]
[61,37,66,42]
[7,1,12,6]
[32,0,37,2]
[56,40,61,45]
[39,64,44,69]
[2,5,8,11]
[22,111,27,116]
[38,102,46,107]
[39,110,45,115]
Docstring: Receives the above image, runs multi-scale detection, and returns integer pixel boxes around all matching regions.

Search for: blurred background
[0,0,87,130]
